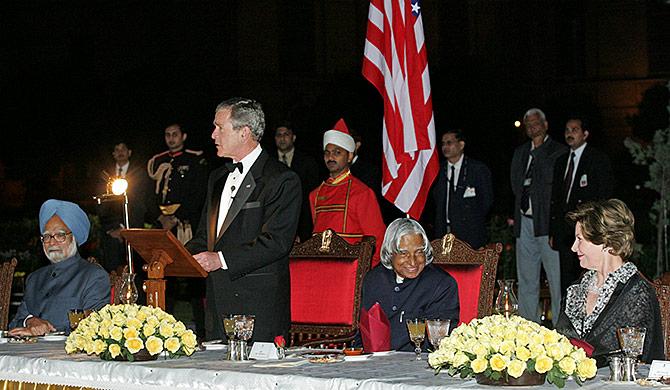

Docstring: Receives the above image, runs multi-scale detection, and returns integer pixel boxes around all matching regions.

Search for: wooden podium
[120,229,206,310]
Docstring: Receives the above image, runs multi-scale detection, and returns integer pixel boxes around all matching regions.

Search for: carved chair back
[0,258,18,330]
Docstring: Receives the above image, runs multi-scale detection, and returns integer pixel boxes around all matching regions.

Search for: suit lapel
[215,151,267,242]
[208,168,229,251]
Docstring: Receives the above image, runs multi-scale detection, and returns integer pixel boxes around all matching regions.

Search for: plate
[41,335,67,341]
[307,354,345,364]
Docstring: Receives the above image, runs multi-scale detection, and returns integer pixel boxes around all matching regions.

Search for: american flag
[362,0,438,220]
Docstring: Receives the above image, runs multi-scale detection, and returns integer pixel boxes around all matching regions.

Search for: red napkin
[569,338,595,357]
[359,302,391,352]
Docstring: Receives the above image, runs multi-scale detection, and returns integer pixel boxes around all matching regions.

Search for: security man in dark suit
[549,115,614,294]
[432,129,494,249]
[274,122,320,241]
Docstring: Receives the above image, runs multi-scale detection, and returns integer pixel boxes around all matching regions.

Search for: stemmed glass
[222,315,236,360]
[406,318,426,360]
[617,327,646,381]
[618,326,646,358]
[233,315,255,360]
[426,319,451,350]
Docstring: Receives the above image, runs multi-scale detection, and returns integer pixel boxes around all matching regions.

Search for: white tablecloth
[0,340,643,390]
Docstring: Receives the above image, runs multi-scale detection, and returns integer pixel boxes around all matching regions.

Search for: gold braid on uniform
[146,156,173,203]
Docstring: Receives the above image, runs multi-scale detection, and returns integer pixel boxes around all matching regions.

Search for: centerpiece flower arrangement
[428,315,597,388]
[65,304,197,361]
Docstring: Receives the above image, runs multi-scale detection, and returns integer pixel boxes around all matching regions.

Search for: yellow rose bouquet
[65,304,197,361]
[428,315,597,388]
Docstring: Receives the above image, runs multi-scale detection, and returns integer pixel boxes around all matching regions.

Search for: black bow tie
[225,161,243,174]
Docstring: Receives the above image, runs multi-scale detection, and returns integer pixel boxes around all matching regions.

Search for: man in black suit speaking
[549,115,613,294]
[186,97,302,341]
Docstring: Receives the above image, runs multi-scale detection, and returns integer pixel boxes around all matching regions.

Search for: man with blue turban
[8,199,110,336]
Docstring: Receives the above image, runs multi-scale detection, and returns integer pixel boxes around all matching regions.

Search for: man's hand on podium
[193,251,223,272]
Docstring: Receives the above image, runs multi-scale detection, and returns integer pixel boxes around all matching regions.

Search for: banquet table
[0,340,653,390]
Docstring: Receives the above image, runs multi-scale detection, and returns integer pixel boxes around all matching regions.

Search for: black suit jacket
[281,149,320,241]
[186,150,302,341]
[433,156,494,249]
[549,144,614,247]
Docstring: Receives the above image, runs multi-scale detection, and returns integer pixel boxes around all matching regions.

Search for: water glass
[426,319,451,349]
[68,309,85,332]
[617,327,646,357]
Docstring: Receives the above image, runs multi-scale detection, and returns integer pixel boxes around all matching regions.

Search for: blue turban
[39,199,90,246]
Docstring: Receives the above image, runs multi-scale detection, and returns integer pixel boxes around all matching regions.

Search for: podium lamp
[95,177,139,304]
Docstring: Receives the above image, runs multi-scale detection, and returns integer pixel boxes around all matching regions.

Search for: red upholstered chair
[289,229,375,347]
[430,234,501,325]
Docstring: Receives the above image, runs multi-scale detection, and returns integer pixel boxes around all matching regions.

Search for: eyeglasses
[40,232,72,243]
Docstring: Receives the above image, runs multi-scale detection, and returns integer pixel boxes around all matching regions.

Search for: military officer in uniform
[147,123,208,242]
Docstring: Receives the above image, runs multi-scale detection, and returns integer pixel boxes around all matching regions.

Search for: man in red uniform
[309,119,386,266]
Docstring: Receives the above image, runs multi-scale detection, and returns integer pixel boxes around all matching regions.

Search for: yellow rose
[547,342,565,360]
[515,331,530,347]
[165,337,181,353]
[173,322,187,336]
[126,317,142,330]
[576,358,597,380]
[99,326,110,339]
[503,329,517,341]
[143,324,157,338]
[542,330,559,345]
[75,334,87,349]
[159,322,174,338]
[108,343,122,358]
[570,347,586,361]
[125,337,144,354]
[507,359,527,378]
[145,336,164,355]
[515,345,531,362]
[146,316,160,328]
[471,357,488,373]
[534,355,554,374]
[529,343,546,359]
[452,351,470,367]
[500,340,516,355]
[65,340,77,354]
[85,340,96,355]
[559,356,576,375]
[181,330,197,349]
[472,342,489,357]
[530,333,544,346]
[109,326,123,341]
[123,327,139,340]
[112,313,126,326]
[489,353,508,371]
[93,339,106,354]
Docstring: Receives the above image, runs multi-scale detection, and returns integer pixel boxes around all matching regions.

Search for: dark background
[1,0,669,223]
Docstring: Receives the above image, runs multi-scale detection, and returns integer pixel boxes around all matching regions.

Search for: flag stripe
[363,0,438,220]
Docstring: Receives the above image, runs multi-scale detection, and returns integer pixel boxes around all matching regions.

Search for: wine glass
[222,314,237,359]
[426,319,451,350]
[68,309,85,332]
[406,318,426,360]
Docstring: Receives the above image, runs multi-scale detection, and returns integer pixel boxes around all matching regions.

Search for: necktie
[520,156,534,214]
[225,161,243,174]
[446,165,455,225]
[280,154,289,166]
[563,152,575,203]
[117,167,123,177]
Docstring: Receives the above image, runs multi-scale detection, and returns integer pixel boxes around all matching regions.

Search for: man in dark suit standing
[186,98,302,342]
[274,122,320,242]
[97,141,149,273]
[432,129,493,249]
[549,115,614,294]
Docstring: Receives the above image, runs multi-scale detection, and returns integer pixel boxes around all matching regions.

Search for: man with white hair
[510,108,568,325]
[8,199,110,336]
[309,118,386,265]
